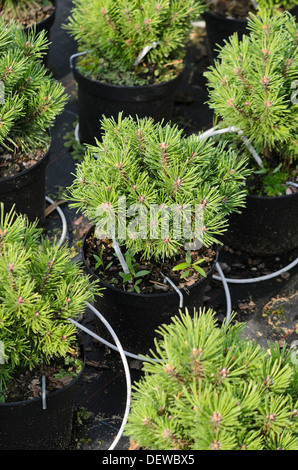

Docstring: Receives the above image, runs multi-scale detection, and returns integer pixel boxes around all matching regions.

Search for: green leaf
[255,168,268,175]
[119,272,132,283]
[186,252,192,264]
[193,258,205,265]
[273,164,283,174]
[135,270,150,278]
[94,254,103,268]
[173,262,190,271]
[193,265,207,277]
[180,270,190,279]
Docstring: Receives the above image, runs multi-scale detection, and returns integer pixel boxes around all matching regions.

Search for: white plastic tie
[163,276,184,308]
[42,375,47,410]
[112,238,130,275]
[286,181,298,189]
[69,50,91,69]
[133,41,160,67]
[198,125,264,168]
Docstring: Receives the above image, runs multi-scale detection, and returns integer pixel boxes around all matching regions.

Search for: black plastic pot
[24,0,56,38]
[0,146,51,225]
[223,191,298,257]
[24,0,56,65]
[289,5,298,21]
[203,6,298,63]
[71,56,183,145]
[82,227,218,356]
[0,348,85,450]
[202,11,249,62]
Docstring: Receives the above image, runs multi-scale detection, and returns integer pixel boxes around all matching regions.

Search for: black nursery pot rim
[24,0,56,32]
[0,143,51,187]
[202,10,248,24]
[71,55,184,97]
[246,188,298,202]
[0,344,85,408]
[82,226,218,300]
[203,4,297,23]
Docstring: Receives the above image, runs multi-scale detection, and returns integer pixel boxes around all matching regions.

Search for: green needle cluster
[125,308,298,450]
[0,205,97,392]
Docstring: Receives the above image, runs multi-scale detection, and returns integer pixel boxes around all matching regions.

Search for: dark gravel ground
[42,1,298,450]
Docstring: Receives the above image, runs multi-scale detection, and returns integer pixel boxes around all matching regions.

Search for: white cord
[74,122,80,144]
[214,262,232,322]
[198,125,264,168]
[212,256,298,284]
[69,302,132,451]
[45,196,68,248]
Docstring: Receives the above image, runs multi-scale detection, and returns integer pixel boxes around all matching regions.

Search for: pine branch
[0,204,98,391]
[0,18,67,155]
[205,11,298,164]
[124,308,298,450]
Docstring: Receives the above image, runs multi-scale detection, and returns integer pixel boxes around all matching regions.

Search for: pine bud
[211,440,220,450]
[7,263,14,272]
[210,411,222,423]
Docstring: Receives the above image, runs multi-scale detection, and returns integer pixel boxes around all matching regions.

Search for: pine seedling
[0,204,98,394]
[124,308,298,450]
[0,18,67,160]
[118,251,150,293]
[67,113,250,262]
[173,250,206,279]
[65,0,205,86]
[204,11,298,194]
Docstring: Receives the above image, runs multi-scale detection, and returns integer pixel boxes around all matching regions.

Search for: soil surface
[3,349,83,403]
[0,1,55,28]
[0,146,48,179]
[208,0,257,19]
[84,231,217,294]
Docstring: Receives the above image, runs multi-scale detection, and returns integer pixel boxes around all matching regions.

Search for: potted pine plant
[0,17,67,224]
[204,11,298,256]
[203,0,298,62]
[0,0,56,32]
[125,308,298,450]
[64,0,205,145]
[0,204,97,450]
[67,113,250,355]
